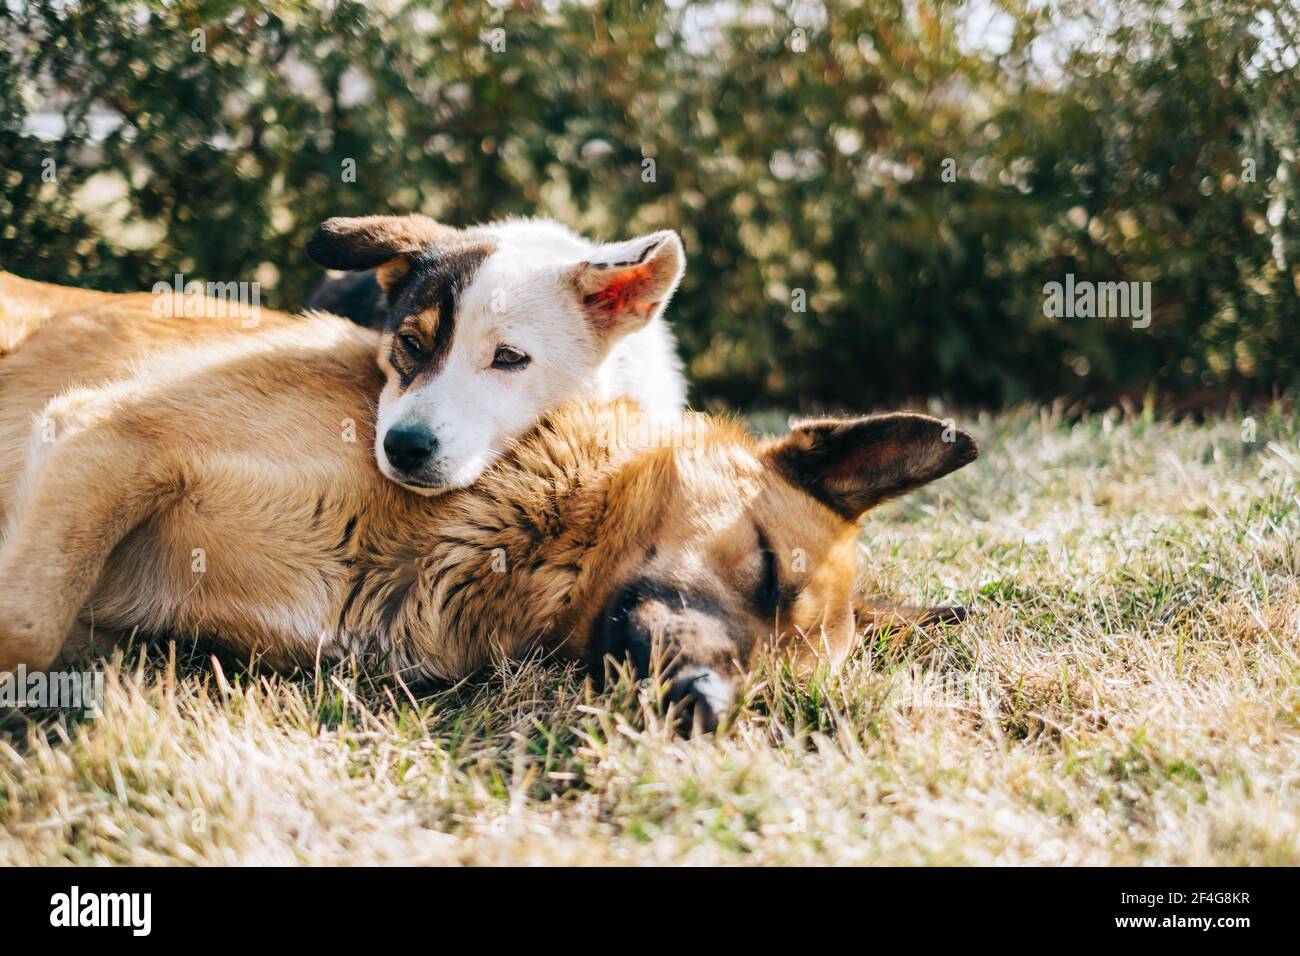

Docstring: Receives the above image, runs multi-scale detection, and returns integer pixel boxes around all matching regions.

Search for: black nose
[665,666,732,734]
[383,426,437,473]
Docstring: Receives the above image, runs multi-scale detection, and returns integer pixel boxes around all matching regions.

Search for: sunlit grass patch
[1,405,1297,865]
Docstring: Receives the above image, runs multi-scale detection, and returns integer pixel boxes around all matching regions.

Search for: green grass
[2,405,1298,864]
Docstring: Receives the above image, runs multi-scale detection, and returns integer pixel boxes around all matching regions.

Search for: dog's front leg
[0,409,166,673]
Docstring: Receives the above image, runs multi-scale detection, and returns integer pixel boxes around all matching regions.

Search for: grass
[2,404,1298,865]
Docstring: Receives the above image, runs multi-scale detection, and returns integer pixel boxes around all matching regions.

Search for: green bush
[1,0,1296,410]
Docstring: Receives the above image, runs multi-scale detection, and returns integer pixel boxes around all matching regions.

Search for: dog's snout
[590,579,739,734]
[383,425,437,474]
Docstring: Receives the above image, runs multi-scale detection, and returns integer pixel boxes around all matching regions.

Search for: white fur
[376,217,687,492]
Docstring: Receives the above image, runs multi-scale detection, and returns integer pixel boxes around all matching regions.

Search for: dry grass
[2,405,1298,865]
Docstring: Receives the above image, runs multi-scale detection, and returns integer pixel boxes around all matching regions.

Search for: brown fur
[0,272,129,356]
[0,274,977,724]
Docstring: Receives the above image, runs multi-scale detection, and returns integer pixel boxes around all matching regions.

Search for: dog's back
[0,273,302,488]
[0,272,126,356]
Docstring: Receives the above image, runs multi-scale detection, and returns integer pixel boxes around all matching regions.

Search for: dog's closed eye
[754,527,780,617]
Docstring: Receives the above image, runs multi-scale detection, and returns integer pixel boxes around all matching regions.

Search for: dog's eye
[755,543,780,617]
[492,345,530,370]
[398,332,425,359]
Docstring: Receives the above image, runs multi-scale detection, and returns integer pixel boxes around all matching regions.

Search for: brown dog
[0,275,977,728]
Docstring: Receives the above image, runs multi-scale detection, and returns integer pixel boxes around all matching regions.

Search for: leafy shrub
[1,0,1295,410]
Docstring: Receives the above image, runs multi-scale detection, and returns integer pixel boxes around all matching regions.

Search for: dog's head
[577,410,978,732]
[308,214,685,493]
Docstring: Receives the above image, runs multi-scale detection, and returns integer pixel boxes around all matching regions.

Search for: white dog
[307,214,687,492]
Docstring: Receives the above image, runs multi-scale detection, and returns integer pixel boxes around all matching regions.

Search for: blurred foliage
[1,0,1296,410]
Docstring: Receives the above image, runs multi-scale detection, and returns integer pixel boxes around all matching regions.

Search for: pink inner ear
[584,264,658,330]
[827,440,902,478]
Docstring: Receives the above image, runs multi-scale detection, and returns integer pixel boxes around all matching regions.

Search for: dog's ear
[307,215,458,296]
[764,413,978,520]
[569,230,685,339]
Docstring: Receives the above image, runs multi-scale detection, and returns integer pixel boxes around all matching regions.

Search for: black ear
[307,215,457,294]
[765,413,978,520]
